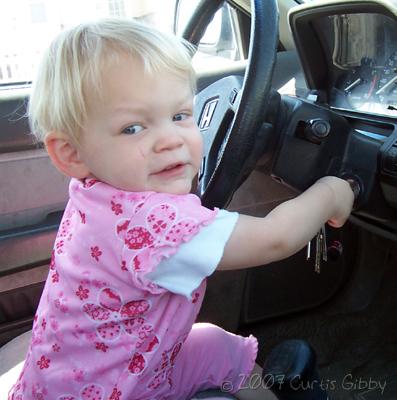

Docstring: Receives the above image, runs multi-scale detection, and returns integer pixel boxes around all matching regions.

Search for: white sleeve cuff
[146,209,238,299]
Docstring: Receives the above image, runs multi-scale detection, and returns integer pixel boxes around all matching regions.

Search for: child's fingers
[327,218,347,229]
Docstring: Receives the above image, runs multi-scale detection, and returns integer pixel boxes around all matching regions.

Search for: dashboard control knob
[303,119,331,144]
[309,119,331,138]
[384,143,397,174]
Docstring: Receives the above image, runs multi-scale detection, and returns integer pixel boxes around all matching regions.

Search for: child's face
[76,55,202,195]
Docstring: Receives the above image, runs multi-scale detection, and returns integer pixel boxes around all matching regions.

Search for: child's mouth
[153,163,187,177]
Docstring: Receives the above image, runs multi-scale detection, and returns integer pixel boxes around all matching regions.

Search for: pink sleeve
[146,209,238,299]
[116,192,218,294]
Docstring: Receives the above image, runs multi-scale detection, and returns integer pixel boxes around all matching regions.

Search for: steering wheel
[183,0,279,208]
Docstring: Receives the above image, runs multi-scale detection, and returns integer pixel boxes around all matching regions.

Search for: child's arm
[218,176,354,270]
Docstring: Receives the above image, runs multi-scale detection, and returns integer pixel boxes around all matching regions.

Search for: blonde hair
[29,18,196,142]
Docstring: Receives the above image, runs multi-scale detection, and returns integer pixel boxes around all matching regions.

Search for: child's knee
[189,323,237,353]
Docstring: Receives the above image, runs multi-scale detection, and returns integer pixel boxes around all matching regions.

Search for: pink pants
[162,323,258,400]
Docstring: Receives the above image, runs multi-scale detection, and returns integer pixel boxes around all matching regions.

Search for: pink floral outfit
[9,178,257,400]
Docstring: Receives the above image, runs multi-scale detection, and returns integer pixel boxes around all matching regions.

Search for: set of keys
[306,178,358,273]
[307,225,327,273]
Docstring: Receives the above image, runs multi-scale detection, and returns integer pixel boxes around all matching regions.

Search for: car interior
[1,0,397,399]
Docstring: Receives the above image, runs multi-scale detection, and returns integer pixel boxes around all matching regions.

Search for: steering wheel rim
[183,0,279,208]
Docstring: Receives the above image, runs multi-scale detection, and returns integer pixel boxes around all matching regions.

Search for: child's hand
[316,176,355,228]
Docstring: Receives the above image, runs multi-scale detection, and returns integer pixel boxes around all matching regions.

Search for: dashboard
[289,2,397,119]
[282,1,397,238]
[323,13,397,117]
[333,52,397,114]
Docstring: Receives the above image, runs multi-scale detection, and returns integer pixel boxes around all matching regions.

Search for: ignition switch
[327,240,343,261]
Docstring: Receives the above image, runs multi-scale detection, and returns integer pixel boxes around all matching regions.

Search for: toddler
[9,18,354,400]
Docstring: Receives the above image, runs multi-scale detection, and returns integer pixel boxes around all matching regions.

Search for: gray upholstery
[192,390,236,399]
[0,331,31,400]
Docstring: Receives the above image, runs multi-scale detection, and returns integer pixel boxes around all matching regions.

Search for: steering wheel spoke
[194,75,243,197]
[184,0,279,208]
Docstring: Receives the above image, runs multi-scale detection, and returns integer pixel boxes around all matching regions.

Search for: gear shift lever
[262,340,328,400]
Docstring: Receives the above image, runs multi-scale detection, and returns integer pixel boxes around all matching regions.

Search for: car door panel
[0,91,68,346]
[1,149,69,230]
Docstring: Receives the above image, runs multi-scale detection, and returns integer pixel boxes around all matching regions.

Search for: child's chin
[164,183,193,195]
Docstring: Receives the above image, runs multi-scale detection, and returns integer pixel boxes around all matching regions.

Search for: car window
[175,0,244,69]
[0,0,242,86]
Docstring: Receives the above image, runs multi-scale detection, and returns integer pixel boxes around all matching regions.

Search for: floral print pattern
[9,179,219,399]
[83,287,159,374]
[57,383,104,400]
[117,202,200,283]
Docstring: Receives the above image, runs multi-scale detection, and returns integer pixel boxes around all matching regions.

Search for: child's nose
[153,129,184,153]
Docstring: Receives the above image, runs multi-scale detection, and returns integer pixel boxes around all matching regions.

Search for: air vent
[382,140,397,175]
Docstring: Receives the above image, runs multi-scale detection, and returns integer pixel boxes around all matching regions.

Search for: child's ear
[44,131,90,179]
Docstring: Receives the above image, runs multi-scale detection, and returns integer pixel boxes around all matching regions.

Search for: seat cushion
[0,331,236,399]
[192,390,236,399]
[0,331,31,400]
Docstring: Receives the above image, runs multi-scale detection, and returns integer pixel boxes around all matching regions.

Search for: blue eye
[122,124,144,135]
[173,113,189,122]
